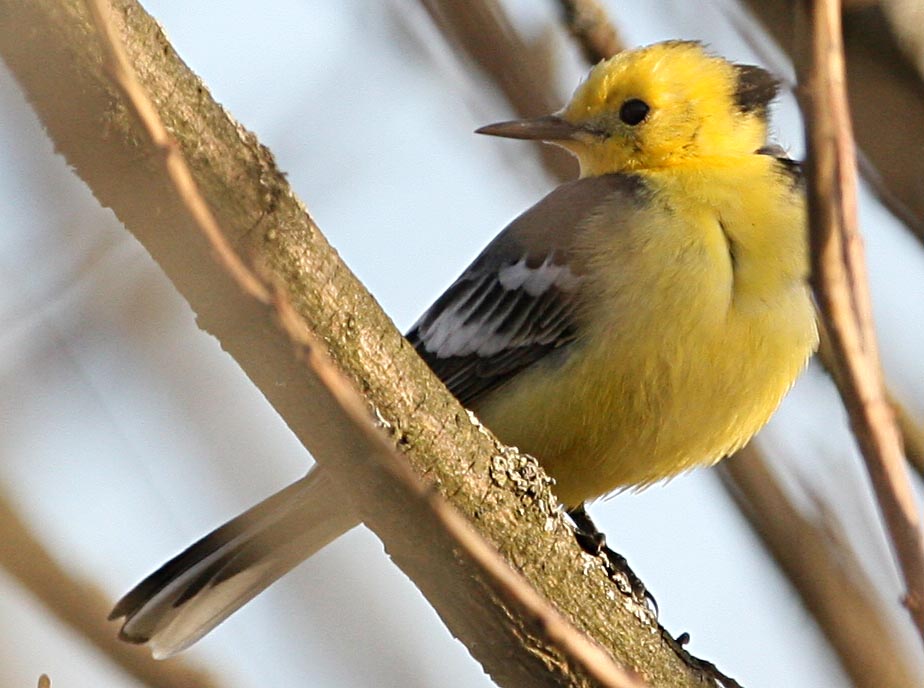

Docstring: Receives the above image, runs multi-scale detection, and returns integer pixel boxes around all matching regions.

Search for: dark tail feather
[110,467,359,658]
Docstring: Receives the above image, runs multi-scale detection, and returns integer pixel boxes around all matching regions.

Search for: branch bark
[78,2,646,684]
[0,0,722,685]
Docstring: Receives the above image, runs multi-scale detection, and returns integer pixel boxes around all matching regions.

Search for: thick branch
[79,2,646,684]
[0,0,716,685]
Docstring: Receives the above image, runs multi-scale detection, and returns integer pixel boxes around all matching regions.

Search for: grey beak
[476,114,583,142]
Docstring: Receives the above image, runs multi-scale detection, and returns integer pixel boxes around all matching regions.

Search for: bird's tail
[109,467,359,658]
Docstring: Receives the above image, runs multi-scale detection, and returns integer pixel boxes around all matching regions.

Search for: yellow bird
[110,40,817,657]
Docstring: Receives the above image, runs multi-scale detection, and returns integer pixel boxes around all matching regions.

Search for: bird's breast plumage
[474,156,817,506]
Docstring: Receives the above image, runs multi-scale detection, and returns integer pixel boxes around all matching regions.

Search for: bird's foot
[567,504,658,616]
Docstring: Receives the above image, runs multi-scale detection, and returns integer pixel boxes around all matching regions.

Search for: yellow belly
[473,161,817,507]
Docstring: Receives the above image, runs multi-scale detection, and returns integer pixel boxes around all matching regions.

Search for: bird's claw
[567,504,659,616]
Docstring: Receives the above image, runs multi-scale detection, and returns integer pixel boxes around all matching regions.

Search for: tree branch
[719,446,923,687]
[796,0,924,645]
[0,491,217,688]
[78,1,648,684]
[0,0,720,685]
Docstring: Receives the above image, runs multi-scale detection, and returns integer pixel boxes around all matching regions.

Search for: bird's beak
[475,114,583,142]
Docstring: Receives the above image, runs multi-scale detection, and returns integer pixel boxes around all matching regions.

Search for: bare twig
[418,0,577,181]
[81,1,650,685]
[741,0,924,243]
[556,0,624,63]
[83,0,269,306]
[720,446,923,687]
[0,492,216,688]
[796,0,924,645]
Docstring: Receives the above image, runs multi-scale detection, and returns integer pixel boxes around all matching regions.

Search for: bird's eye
[619,98,650,126]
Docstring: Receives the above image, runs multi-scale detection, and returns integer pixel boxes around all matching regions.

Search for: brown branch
[741,0,924,243]
[418,0,577,181]
[892,395,924,479]
[720,446,923,687]
[80,2,652,685]
[796,0,924,645]
[0,0,719,685]
[0,492,217,688]
[556,0,624,64]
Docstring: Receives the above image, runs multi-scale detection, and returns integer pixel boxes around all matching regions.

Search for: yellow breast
[476,156,817,506]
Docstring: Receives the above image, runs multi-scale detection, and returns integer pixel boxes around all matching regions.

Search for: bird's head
[478,41,780,177]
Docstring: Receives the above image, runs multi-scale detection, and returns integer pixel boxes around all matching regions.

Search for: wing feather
[407,173,648,407]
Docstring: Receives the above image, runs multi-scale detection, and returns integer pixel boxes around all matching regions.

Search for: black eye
[619,98,650,125]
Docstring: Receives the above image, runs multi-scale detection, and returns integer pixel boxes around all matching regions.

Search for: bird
[109,40,818,658]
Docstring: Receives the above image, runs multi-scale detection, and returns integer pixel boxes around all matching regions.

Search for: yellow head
[478,41,780,177]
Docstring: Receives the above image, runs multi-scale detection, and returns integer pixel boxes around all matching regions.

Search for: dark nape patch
[757,146,803,187]
[733,64,780,115]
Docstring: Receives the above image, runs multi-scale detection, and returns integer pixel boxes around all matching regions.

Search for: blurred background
[2,1,924,686]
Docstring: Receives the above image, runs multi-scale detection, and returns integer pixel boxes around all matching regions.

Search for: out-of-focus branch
[0,491,216,688]
[0,0,719,685]
[741,0,924,243]
[880,0,924,81]
[82,2,647,685]
[892,397,924,479]
[556,0,624,64]
[720,446,923,687]
[418,0,577,181]
[531,0,922,680]
[817,318,924,481]
[796,0,924,645]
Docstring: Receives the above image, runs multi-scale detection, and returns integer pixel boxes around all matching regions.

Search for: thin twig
[82,1,649,684]
[556,0,624,63]
[418,0,577,181]
[0,492,217,688]
[720,447,923,687]
[796,0,924,645]
[83,0,270,306]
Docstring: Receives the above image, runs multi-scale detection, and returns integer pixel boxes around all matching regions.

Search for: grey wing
[406,173,647,407]
[406,251,582,406]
